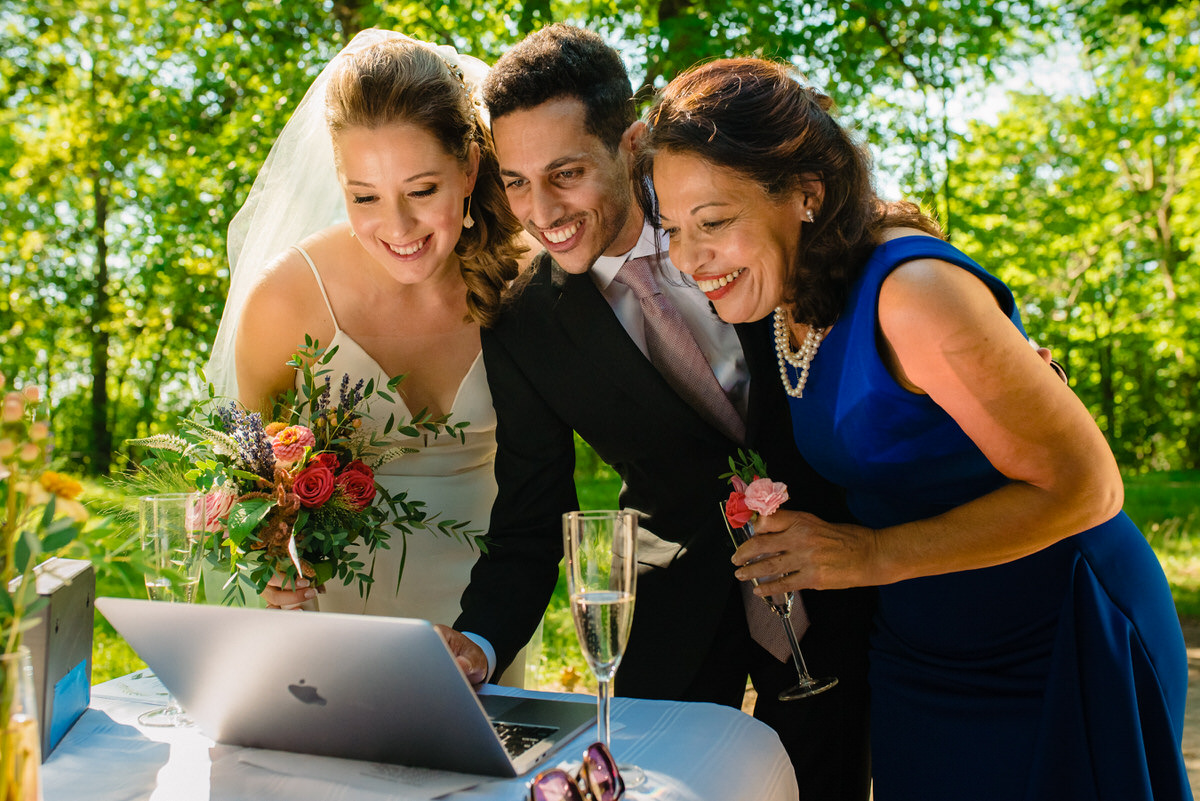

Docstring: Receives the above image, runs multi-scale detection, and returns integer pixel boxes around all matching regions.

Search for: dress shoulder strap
[859,235,1024,337]
[293,245,340,332]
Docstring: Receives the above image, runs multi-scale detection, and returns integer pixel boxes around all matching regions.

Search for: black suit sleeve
[453,325,577,675]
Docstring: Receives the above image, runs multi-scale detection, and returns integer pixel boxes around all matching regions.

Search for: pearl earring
[463,196,475,229]
[806,209,815,223]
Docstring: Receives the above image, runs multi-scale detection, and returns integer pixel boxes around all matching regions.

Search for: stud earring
[463,196,475,229]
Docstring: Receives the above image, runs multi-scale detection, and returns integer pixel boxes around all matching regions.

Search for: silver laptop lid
[96,597,592,776]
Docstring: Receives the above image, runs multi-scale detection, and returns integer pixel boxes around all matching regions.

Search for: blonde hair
[326,39,524,327]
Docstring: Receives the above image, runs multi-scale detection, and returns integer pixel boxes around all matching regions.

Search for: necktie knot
[614,255,661,300]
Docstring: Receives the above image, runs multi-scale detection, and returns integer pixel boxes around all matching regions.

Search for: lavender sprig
[214,402,274,479]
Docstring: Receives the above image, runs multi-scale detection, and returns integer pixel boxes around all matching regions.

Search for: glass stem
[597,677,612,749]
[781,610,813,685]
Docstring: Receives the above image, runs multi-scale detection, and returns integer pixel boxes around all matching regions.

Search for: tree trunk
[89,173,112,476]
[333,0,369,45]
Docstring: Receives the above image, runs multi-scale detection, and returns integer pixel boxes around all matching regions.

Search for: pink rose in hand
[272,425,316,464]
[725,491,754,528]
[743,478,789,517]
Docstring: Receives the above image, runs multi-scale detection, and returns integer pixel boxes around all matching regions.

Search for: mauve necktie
[741,580,810,662]
[614,255,746,444]
[616,255,807,660]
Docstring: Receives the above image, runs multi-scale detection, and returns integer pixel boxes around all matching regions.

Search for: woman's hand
[732,510,882,595]
[262,571,319,610]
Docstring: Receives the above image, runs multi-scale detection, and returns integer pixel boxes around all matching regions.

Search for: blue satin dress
[786,236,1191,800]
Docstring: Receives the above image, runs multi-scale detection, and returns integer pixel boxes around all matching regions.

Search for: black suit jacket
[455,253,858,698]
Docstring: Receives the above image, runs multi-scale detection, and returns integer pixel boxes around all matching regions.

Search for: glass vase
[0,646,42,801]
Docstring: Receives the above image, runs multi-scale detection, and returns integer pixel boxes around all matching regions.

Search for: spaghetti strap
[293,245,340,332]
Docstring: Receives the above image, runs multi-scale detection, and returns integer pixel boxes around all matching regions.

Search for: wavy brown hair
[637,57,942,328]
[325,38,525,327]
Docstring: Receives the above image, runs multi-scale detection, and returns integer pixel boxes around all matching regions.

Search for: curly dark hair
[637,57,942,328]
[482,23,635,154]
[325,38,525,327]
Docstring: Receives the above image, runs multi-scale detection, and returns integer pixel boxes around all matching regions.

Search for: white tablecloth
[42,672,798,801]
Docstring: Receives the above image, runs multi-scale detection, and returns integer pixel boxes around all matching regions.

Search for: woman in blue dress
[638,58,1191,800]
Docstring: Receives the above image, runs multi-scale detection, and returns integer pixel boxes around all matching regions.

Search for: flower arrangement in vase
[1,376,99,800]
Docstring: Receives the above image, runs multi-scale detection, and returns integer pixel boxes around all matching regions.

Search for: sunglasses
[528,741,625,801]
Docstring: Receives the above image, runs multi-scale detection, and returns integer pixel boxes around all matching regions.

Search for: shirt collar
[590,222,663,291]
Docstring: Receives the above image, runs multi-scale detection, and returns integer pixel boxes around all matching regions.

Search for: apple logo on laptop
[288,679,327,706]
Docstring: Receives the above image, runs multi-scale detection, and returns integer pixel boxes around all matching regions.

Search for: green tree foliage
[953,2,1199,470]
[0,0,1194,474]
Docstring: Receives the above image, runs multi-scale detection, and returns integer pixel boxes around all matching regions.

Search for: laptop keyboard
[492,720,558,757]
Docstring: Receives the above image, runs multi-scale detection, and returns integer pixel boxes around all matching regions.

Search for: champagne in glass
[563,510,644,787]
[138,492,207,726]
[722,503,837,701]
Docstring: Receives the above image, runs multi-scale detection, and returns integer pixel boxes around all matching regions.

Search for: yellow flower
[39,471,83,500]
[19,479,89,523]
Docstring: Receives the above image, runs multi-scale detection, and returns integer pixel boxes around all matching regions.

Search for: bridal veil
[204,29,490,400]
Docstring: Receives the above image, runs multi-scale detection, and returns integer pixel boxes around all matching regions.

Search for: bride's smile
[385,233,432,259]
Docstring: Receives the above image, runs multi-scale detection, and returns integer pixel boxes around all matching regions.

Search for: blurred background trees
[1,0,1195,475]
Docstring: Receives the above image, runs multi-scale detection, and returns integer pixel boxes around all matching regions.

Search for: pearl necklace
[773,306,825,398]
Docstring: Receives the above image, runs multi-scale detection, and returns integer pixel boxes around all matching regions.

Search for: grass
[88,462,1200,686]
[1126,470,1200,618]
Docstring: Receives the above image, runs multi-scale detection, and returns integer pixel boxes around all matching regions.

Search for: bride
[205,30,531,682]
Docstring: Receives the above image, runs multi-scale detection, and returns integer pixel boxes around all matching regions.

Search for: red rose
[293,463,335,508]
[342,459,373,477]
[309,452,340,471]
[725,491,754,528]
[335,468,376,510]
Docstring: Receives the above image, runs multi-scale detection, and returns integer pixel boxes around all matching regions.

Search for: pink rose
[335,468,376,510]
[743,478,788,517]
[272,425,316,464]
[725,491,754,528]
[730,474,748,493]
[197,485,238,533]
[293,463,335,508]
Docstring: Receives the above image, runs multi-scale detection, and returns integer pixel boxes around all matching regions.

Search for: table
[41,672,798,800]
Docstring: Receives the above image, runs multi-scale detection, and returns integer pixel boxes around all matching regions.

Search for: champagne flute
[137,492,206,726]
[721,503,837,700]
[563,510,645,787]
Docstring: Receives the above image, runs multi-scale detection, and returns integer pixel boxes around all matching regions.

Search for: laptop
[95,597,595,777]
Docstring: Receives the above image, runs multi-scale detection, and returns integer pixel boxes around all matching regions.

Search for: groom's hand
[434,624,489,689]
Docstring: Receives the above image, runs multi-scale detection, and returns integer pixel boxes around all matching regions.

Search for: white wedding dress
[293,246,530,685]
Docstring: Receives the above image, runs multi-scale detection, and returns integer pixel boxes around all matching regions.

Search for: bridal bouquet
[131,339,480,603]
[720,449,789,528]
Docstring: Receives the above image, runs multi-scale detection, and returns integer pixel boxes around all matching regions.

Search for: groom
[444,24,874,800]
